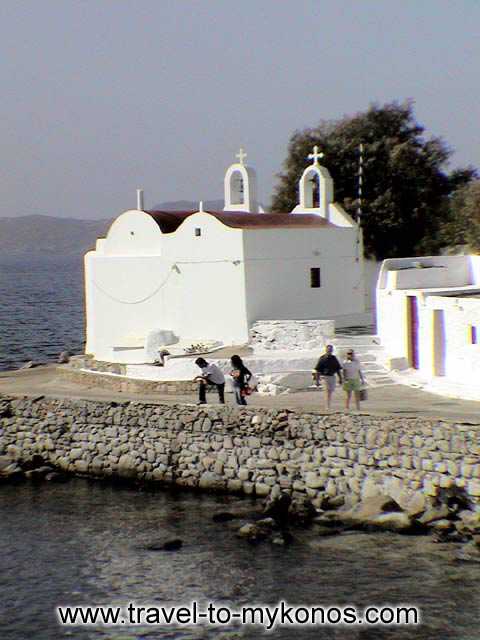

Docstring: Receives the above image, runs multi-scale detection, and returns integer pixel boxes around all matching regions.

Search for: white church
[85,148,365,364]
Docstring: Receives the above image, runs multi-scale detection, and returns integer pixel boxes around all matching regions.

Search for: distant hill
[0,215,113,256]
[0,201,226,256]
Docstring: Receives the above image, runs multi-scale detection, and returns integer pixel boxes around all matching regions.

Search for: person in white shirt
[194,358,225,405]
[342,349,365,410]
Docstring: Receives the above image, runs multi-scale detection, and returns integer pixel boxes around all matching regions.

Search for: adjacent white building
[377,255,480,385]
[85,148,365,363]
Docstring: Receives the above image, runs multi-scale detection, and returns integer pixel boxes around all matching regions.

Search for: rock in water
[417,505,450,526]
[58,351,70,364]
[430,519,454,533]
[366,512,413,533]
[456,541,480,563]
[45,472,70,483]
[24,466,54,481]
[353,495,403,520]
[145,539,183,552]
[438,486,471,513]
[321,495,345,510]
[117,454,137,479]
[317,495,415,533]
[0,457,23,481]
[288,498,317,526]
[457,510,480,534]
[255,517,276,529]
[212,512,237,523]
[263,491,291,527]
[237,523,271,543]
[198,472,226,492]
[21,455,48,471]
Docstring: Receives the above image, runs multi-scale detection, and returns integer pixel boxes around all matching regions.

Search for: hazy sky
[1,1,479,219]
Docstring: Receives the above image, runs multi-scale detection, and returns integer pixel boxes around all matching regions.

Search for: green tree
[271,101,476,259]
[440,180,480,251]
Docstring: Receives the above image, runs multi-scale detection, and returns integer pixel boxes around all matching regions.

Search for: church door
[407,296,419,369]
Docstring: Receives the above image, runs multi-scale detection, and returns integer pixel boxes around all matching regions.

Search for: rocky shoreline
[2,394,480,561]
[226,487,480,562]
[3,453,480,563]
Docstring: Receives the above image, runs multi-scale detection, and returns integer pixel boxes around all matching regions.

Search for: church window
[195,228,201,237]
[310,267,321,288]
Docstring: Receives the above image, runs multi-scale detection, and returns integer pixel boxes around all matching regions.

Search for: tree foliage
[440,180,480,251]
[271,101,476,259]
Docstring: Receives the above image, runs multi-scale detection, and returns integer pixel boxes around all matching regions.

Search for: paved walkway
[1,365,480,423]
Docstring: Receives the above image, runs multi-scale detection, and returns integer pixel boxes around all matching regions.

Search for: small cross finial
[236,147,247,165]
[308,145,324,165]
[199,200,204,212]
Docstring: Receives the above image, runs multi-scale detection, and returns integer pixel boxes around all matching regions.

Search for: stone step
[333,333,379,342]
[350,355,382,364]
[334,344,382,351]
[333,342,382,350]
[366,378,396,385]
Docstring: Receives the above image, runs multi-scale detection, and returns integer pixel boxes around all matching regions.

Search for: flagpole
[356,143,364,262]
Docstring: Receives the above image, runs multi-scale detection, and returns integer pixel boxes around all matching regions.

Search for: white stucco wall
[242,227,364,326]
[84,254,170,361]
[85,211,250,362]
[426,295,480,381]
[102,210,164,255]
[161,212,249,345]
[364,259,381,313]
[326,203,356,228]
[469,255,480,284]
[377,256,473,290]
[376,288,410,362]
[377,254,480,387]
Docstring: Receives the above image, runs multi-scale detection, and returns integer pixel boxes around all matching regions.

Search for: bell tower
[224,148,260,213]
[292,145,334,219]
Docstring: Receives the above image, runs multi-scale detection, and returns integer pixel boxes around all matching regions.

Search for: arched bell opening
[303,169,321,208]
[230,170,245,205]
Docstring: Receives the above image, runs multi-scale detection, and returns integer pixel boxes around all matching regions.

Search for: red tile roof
[146,210,335,233]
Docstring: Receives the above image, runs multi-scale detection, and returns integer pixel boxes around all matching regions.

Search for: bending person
[194,358,225,405]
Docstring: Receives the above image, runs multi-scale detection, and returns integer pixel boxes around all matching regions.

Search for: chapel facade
[85,148,365,363]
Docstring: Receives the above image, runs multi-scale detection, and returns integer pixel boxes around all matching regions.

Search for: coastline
[2,392,480,504]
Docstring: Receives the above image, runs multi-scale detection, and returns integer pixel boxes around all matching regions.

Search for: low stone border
[1,394,480,507]
[58,366,197,395]
[67,355,126,375]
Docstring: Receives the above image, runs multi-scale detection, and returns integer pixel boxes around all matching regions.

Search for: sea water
[1,255,480,639]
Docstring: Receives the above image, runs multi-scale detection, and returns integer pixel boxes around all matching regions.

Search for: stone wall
[1,395,480,507]
[59,366,198,396]
[250,320,335,351]
[68,355,126,375]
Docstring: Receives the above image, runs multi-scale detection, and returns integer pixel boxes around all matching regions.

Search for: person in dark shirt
[314,344,343,410]
[230,354,252,406]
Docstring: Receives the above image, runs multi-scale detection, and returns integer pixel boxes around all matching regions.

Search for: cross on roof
[236,147,247,165]
[308,145,324,165]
